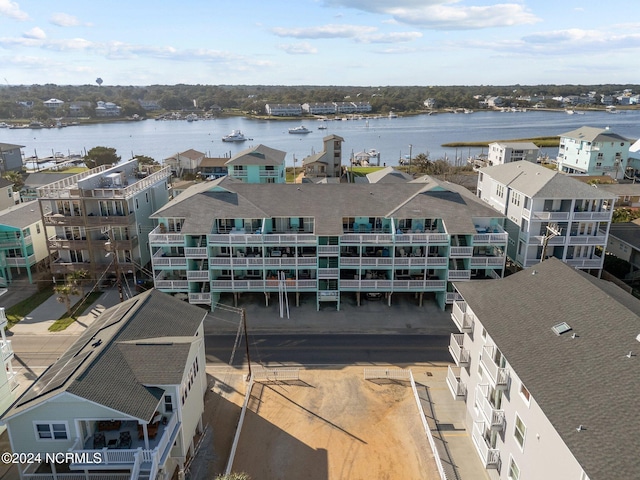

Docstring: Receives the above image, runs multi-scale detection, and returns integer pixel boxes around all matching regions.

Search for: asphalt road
[205,334,450,366]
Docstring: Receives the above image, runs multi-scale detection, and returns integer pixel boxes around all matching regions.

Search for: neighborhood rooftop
[5,289,206,422]
[478,161,615,199]
[151,175,504,236]
[454,258,640,480]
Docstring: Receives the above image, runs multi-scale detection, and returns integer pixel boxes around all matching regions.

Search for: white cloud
[358,31,422,43]
[50,12,82,27]
[272,24,377,39]
[278,42,318,54]
[0,0,28,20]
[324,1,540,30]
[23,27,46,40]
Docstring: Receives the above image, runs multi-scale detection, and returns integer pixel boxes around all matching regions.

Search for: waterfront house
[43,99,64,111]
[226,144,286,184]
[37,159,171,280]
[301,102,336,115]
[95,101,121,117]
[0,142,25,172]
[477,161,614,275]
[1,289,207,480]
[148,176,508,311]
[446,258,639,480]
[197,157,228,179]
[556,126,630,180]
[163,149,206,177]
[0,201,49,285]
[487,142,539,166]
[302,134,344,179]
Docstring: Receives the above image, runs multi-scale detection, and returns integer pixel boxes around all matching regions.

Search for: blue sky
[1,0,638,86]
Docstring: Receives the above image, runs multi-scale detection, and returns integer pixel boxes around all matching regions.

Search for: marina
[3,109,639,169]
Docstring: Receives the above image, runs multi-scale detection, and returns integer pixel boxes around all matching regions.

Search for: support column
[296,292,300,307]
[419,292,423,307]
[233,292,238,307]
[387,292,392,307]
[264,292,269,306]
[356,291,360,306]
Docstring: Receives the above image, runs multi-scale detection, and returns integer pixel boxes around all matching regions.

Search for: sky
[0,0,638,86]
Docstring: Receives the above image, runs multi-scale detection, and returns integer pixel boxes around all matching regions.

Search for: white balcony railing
[318,268,339,279]
[4,254,37,267]
[340,257,393,267]
[187,271,210,281]
[449,334,470,367]
[531,211,570,221]
[154,280,188,290]
[472,232,508,245]
[572,211,611,221]
[565,258,603,269]
[189,292,212,304]
[318,245,339,255]
[451,301,473,333]
[450,246,473,257]
[0,340,14,361]
[471,421,500,469]
[567,235,607,245]
[207,233,264,244]
[448,270,471,281]
[340,234,394,244]
[480,345,509,389]
[148,226,185,245]
[394,232,449,244]
[446,292,463,304]
[185,247,208,257]
[475,384,505,430]
[151,253,187,268]
[469,256,505,268]
[446,366,466,400]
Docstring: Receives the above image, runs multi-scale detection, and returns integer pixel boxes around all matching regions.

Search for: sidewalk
[9,287,126,335]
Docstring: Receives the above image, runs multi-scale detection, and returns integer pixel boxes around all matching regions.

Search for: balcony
[480,345,509,389]
[448,334,470,367]
[151,252,187,268]
[567,235,607,245]
[394,232,449,244]
[565,257,603,269]
[531,210,570,221]
[148,226,185,245]
[446,292,463,304]
[390,279,447,291]
[210,279,317,291]
[318,245,339,255]
[318,268,339,279]
[189,292,212,304]
[450,246,473,258]
[572,210,610,221]
[448,270,471,281]
[451,301,473,333]
[340,257,393,267]
[475,384,505,430]
[446,366,466,400]
[187,271,210,281]
[472,227,508,245]
[67,411,179,479]
[207,232,263,244]
[340,279,392,291]
[185,247,208,258]
[0,339,14,362]
[471,422,500,469]
[4,254,37,267]
[469,256,505,268]
[340,233,393,244]
[262,233,316,245]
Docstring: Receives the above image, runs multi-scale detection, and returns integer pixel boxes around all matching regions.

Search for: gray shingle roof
[608,222,640,249]
[559,126,630,143]
[4,290,206,422]
[479,161,615,199]
[0,201,42,228]
[151,176,504,236]
[225,144,286,167]
[454,258,640,480]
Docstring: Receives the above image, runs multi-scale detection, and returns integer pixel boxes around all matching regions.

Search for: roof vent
[626,351,634,358]
[576,425,585,432]
[552,322,572,336]
[531,270,537,275]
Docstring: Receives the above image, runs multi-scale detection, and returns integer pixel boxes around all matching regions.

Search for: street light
[408,144,413,175]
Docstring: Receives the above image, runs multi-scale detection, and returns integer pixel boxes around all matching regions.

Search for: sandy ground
[202,366,439,480]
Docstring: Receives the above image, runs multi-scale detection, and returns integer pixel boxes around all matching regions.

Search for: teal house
[226,144,286,184]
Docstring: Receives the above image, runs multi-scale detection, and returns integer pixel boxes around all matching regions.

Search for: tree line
[0,83,638,120]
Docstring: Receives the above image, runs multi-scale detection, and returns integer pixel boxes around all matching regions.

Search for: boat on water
[605,106,619,114]
[222,130,248,142]
[388,112,398,118]
[0,122,9,128]
[318,123,327,130]
[289,125,311,134]
[565,109,575,115]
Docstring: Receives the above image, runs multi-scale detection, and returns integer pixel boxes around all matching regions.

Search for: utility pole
[241,308,252,379]
[408,144,413,175]
[541,223,562,262]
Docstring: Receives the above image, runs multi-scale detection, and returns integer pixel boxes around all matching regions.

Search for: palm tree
[67,269,89,296]
[3,171,24,192]
[54,282,80,317]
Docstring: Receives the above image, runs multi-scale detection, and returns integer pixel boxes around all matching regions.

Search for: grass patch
[349,166,385,177]
[442,136,560,148]
[48,292,104,332]
[5,286,54,329]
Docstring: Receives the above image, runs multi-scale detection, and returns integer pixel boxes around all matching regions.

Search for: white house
[556,126,630,180]
[0,307,17,433]
[43,99,64,111]
[477,161,614,274]
[447,258,639,480]
[265,104,302,116]
[1,289,208,480]
[487,142,539,166]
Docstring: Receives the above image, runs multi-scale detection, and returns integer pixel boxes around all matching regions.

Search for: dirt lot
[202,366,439,480]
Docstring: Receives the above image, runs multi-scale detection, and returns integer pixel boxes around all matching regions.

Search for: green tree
[67,269,89,297]
[54,281,80,317]
[3,171,24,192]
[85,147,121,169]
[133,155,158,166]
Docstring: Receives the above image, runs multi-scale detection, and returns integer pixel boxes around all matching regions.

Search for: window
[508,457,520,480]
[514,414,526,449]
[35,422,68,440]
[520,383,531,405]
[164,395,173,413]
[496,185,505,198]
[36,224,41,234]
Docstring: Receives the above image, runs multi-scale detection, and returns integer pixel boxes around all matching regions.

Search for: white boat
[565,109,575,115]
[388,112,398,118]
[318,124,327,130]
[605,106,618,114]
[0,122,9,128]
[289,125,311,134]
[222,130,248,142]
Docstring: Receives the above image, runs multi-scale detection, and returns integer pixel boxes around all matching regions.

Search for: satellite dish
[96,77,103,87]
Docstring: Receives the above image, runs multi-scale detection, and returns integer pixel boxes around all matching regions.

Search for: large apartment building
[446,258,639,480]
[37,160,172,280]
[556,126,631,180]
[148,176,509,310]
[477,161,614,275]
